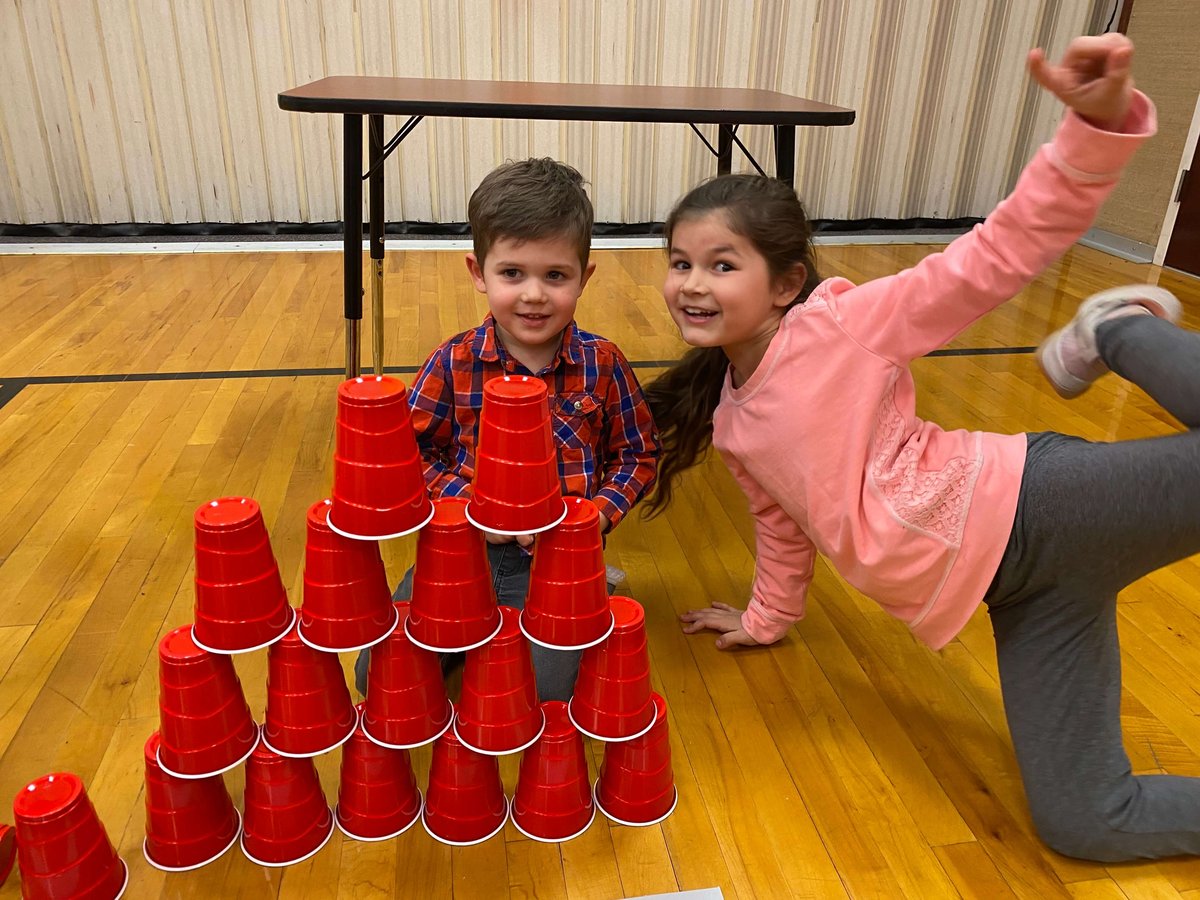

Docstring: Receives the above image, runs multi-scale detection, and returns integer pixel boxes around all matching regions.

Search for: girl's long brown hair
[643,175,822,517]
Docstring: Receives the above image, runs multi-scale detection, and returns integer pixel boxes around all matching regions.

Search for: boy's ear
[579,259,597,290]
[773,263,808,307]
[465,253,488,293]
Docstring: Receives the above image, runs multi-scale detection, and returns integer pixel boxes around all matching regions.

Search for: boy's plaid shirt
[407,315,659,529]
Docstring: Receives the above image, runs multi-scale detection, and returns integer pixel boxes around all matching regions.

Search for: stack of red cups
[405,496,502,652]
[191,497,294,655]
[327,375,433,541]
[13,773,127,899]
[298,497,397,653]
[465,376,566,536]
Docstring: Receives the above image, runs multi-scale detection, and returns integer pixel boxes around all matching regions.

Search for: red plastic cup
[336,703,423,841]
[0,823,13,887]
[328,376,434,541]
[298,498,398,652]
[404,497,502,652]
[142,732,240,872]
[465,376,566,536]
[421,729,508,846]
[240,743,334,867]
[13,773,128,899]
[191,496,295,654]
[454,606,545,755]
[363,602,453,749]
[568,596,656,742]
[522,497,615,650]
[594,692,677,826]
[511,701,595,842]
[156,625,261,779]
[262,621,358,758]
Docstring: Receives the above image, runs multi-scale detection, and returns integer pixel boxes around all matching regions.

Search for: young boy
[355,158,659,701]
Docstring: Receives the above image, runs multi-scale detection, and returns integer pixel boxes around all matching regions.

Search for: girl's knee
[1031,803,1145,862]
[1036,816,1128,864]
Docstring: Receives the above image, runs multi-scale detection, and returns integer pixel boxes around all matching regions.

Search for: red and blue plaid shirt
[407,314,659,529]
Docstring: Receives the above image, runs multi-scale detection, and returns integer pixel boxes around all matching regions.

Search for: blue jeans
[355,541,611,702]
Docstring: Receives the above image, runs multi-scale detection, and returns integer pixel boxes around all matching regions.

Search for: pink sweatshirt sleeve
[832,92,1157,364]
[720,449,817,644]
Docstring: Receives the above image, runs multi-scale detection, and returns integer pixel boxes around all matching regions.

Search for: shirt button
[574,400,583,411]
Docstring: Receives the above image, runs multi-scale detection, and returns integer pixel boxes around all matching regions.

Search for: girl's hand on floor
[680,602,759,650]
[1028,33,1133,130]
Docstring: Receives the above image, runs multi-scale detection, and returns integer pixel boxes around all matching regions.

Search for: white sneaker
[605,565,627,588]
[1036,285,1181,398]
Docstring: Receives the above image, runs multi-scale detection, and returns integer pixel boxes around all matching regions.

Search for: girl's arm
[833,36,1154,365]
[720,453,816,643]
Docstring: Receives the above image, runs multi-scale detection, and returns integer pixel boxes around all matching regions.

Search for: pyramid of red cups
[5,373,676,895]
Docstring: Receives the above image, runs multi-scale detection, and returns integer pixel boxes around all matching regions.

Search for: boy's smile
[467,236,595,372]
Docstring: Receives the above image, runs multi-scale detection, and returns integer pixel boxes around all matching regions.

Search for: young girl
[648,33,1200,862]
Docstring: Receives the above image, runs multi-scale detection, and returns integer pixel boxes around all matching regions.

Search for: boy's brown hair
[467,158,593,269]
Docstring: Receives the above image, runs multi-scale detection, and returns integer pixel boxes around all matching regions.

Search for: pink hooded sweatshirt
[715,93,1156,649]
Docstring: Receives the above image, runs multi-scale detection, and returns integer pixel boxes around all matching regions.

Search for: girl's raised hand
[679,601,760,650]
[1028,32,1133,130]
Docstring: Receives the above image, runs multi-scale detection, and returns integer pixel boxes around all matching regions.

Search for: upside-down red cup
[328,376,434,541]
[0,823,13,887]
[13,773,128,899]
[363,602,454,749]
[262,622,358,758]
[522,497,615,650]
[511,701,595,842]
[192,497,295,654]
[240,743,334,867]
[465,376,566,536]
[568,596,656,742]
[421,729,508,846]
[453,606,544,755]
[298,498,398,652]
[156,625,261,779]
[594,692,677,826]
[405,497,502,652]
[336,703,423,841]
[142,732,240,872]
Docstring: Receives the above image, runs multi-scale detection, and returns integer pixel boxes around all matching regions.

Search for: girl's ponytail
[642,346,727,517]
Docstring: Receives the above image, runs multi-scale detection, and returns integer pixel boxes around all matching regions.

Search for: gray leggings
[984,315,1200,861]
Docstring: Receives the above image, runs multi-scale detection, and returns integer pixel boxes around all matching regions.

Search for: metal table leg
[717,124,733,176]
[774,124,796,188]
[369,115,385,376]
[343,114,363,379]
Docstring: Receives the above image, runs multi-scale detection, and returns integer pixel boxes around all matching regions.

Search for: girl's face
[663,211,799,380]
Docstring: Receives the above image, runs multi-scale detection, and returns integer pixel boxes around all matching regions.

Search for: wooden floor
[0,242,1198,900]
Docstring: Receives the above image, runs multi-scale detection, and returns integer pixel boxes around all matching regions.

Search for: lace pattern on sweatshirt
[869,389,980,546]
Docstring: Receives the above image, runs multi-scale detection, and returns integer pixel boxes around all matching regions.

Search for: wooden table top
[279,76,855,126]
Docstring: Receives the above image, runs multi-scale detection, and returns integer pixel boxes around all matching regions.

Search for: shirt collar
[472,314,582,372]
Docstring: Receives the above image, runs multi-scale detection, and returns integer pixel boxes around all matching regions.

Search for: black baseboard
[0,216,982,241]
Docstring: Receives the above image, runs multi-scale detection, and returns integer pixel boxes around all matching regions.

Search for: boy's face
[466,236,595,363]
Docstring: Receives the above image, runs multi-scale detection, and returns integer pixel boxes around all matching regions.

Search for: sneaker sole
[1035,328,1093,399]
[1078,284,1181,326]
[1037,284,1182,399]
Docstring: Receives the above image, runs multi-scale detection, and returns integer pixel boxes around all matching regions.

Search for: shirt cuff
[1053,90,1155,180]
[740,601,792,645]
[590,490,628,531]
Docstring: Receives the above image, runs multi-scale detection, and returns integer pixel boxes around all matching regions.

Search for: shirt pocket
[551,392,603,451]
